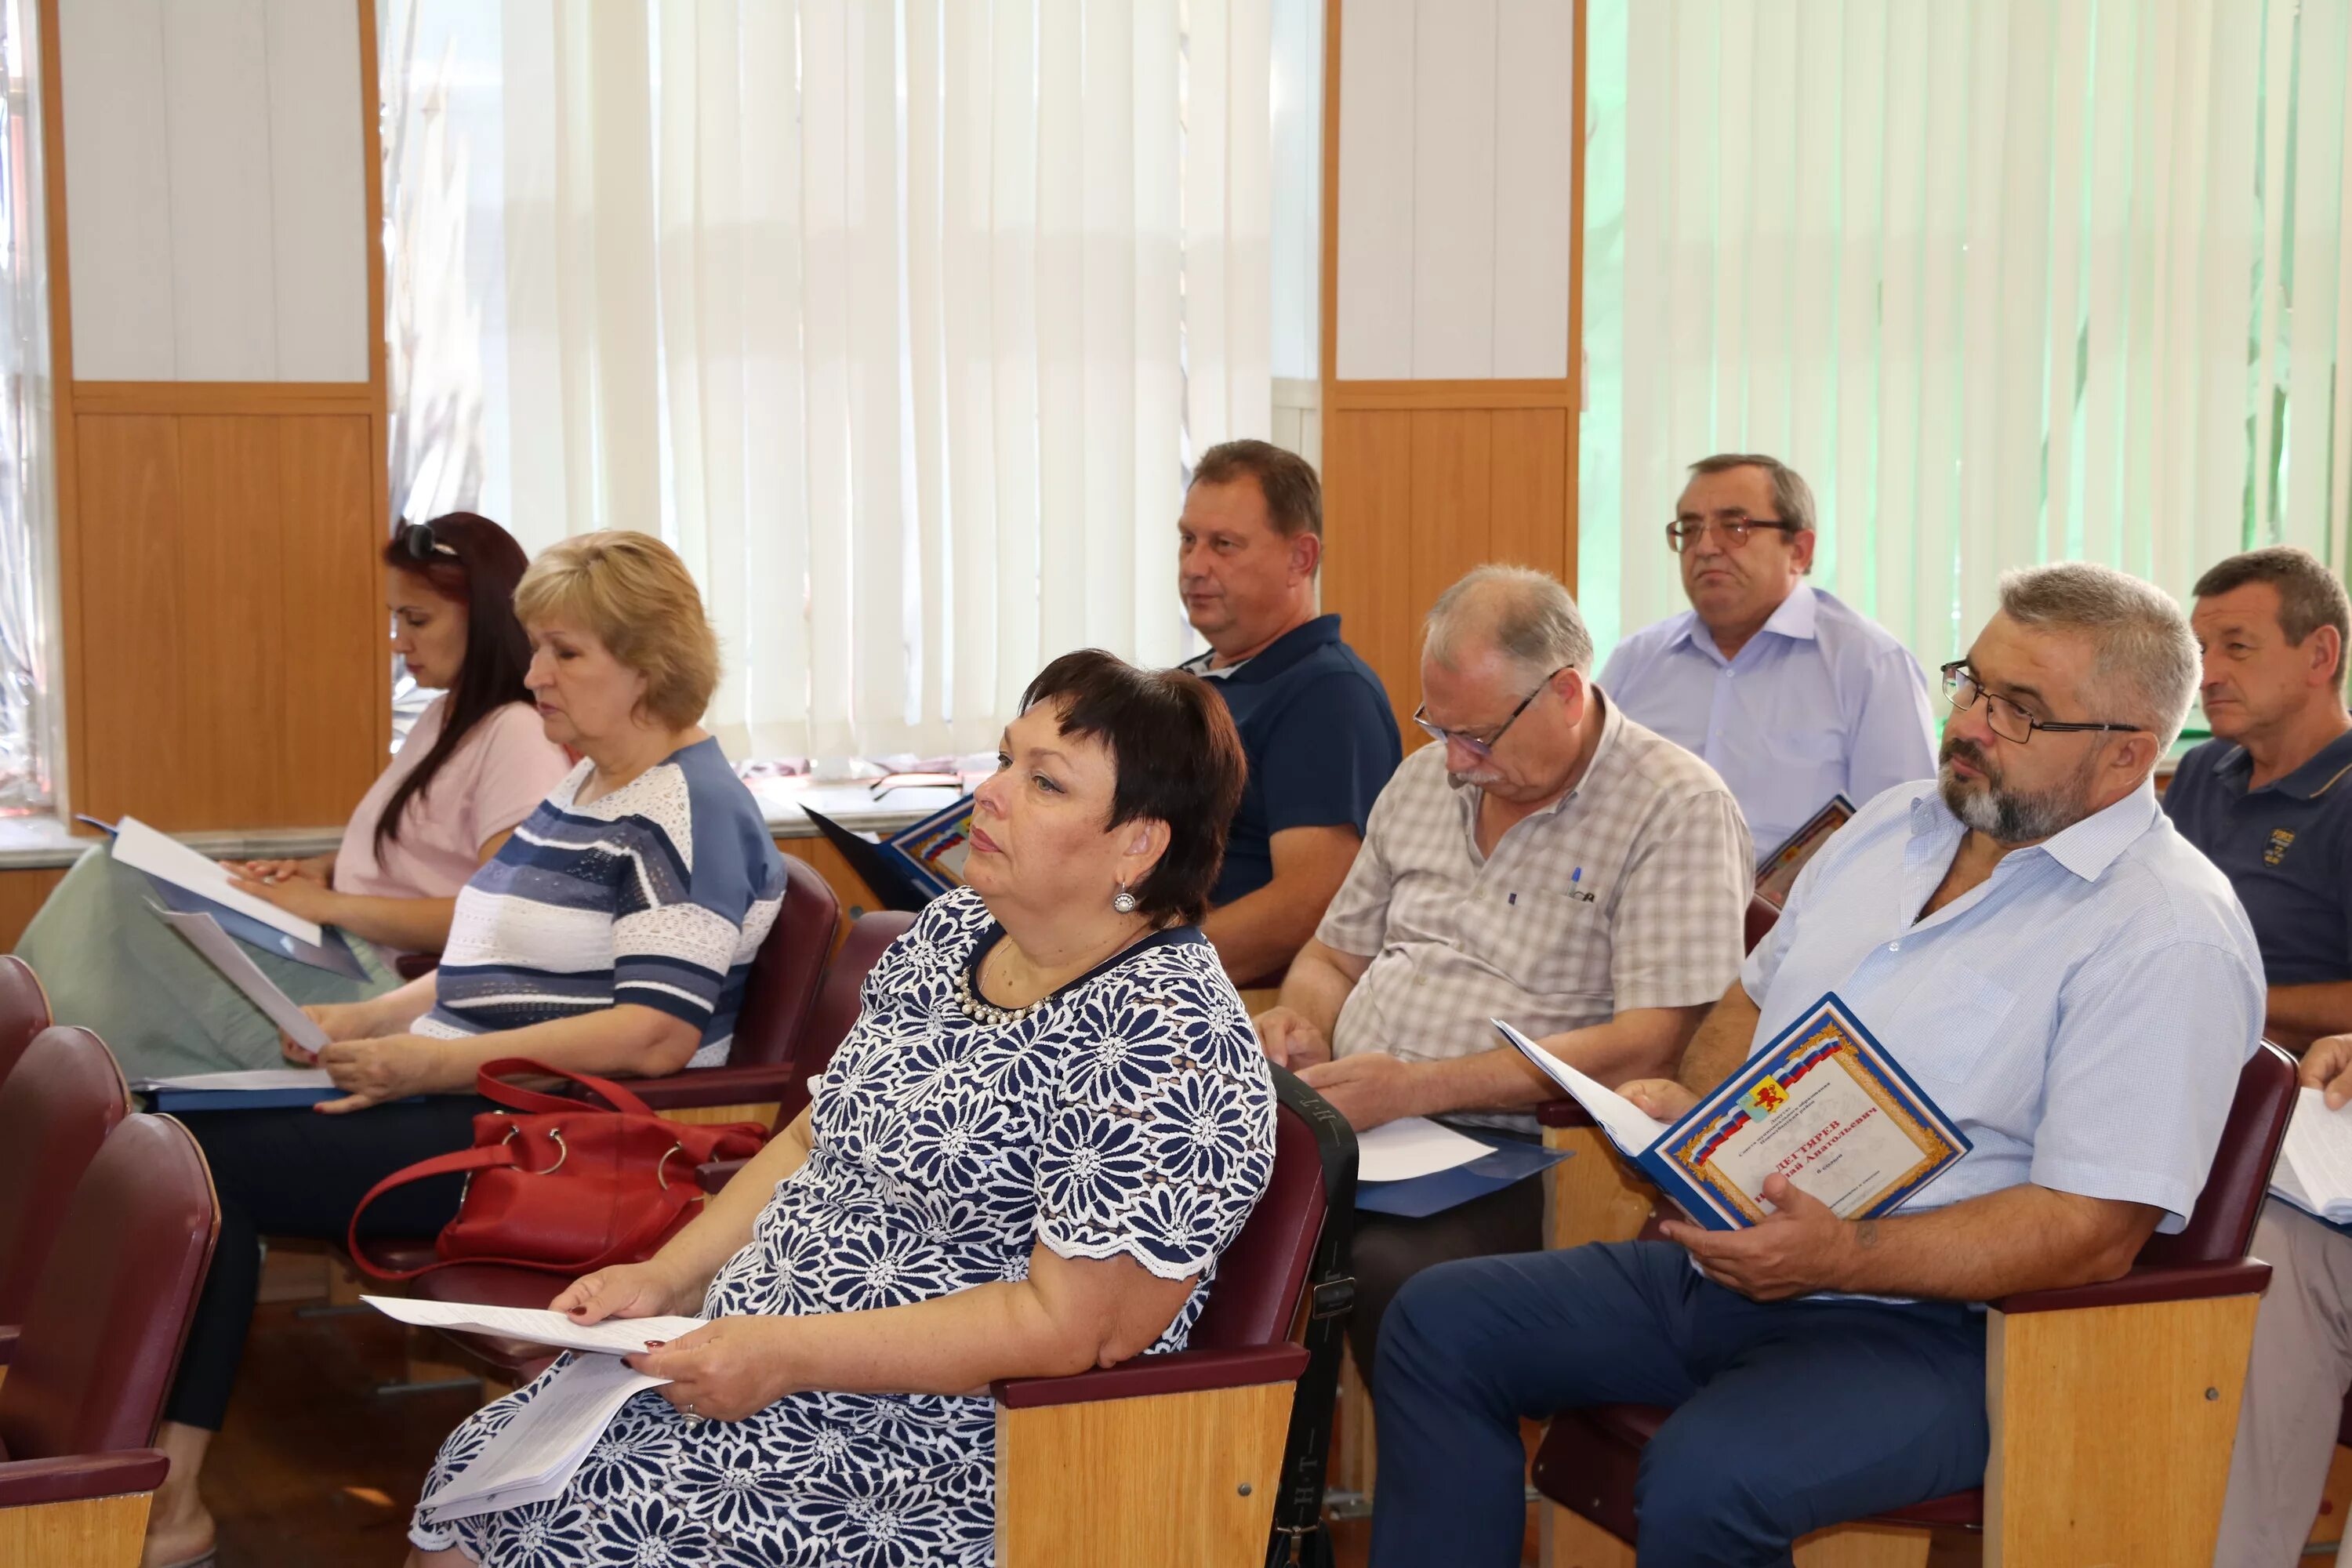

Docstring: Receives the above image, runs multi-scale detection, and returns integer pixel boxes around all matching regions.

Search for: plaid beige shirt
[1316,695,1752,1123]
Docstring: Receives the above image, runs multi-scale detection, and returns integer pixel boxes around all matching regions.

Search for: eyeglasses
[1665,514,1803,553]
[1413,666,1571,759]
[396,521,460,563]
[1940,662,2147,746]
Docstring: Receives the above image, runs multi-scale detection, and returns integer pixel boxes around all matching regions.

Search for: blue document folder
[1356,1131,1570,1218]
[79,815,368,979]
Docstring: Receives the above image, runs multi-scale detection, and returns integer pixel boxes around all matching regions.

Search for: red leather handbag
[347,1057,768,1280]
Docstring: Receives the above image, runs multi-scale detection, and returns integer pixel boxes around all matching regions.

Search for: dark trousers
[164,1096,489,1430]
[1347,1166,1546,1383]
[1369,1241,1989,1568]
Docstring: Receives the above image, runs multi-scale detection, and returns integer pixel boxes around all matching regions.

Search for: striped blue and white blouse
[417,737,786,1069]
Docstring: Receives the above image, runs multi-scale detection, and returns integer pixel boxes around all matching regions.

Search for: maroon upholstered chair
[1532,1040,2296,1567]
[0,1029,131,1348]
[0,1114,220,1561]
[1742,891,1780,954]
[406,908,916,1386]
[0,956,52,1091]
[990,1073,1341,1566]
[611,854,840,1115]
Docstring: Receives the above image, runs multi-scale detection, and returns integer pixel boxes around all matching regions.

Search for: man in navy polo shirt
[1177,440,1402,985]
[2175,546,2352,1566]
[2162,545,2352,1054]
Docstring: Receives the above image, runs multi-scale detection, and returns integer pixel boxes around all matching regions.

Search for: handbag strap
[471,1056,659,1120]
[346,1142,526,1279]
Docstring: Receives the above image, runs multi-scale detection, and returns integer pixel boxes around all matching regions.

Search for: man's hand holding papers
[1661,1171,1870,1301]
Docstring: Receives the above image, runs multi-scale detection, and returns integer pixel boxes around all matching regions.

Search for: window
[383,0,1279,763]
[1579,0,2352,671]
[0,0,51,815]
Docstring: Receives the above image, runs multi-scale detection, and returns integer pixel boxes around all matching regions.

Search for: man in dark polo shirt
[1178,440,1401,985]
[2185,557,2352,1563]
[2162,545,2352,1054]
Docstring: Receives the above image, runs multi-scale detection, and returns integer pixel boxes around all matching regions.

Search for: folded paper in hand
[113,815,325,946]
[1494,992,1969,1230]
[147,903,330,1052]
[368,1297,709,1521]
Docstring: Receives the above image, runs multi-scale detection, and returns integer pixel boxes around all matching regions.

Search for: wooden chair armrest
[1993,1259,2271,1316]
[0,1451,169,1508]
[580,1065,794,1112]
[992,1344,1309,1410]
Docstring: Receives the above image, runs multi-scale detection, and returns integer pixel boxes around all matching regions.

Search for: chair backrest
[1743,894,1780,955]
[0,1027,129,1323]
[1187,1078,1337,1353]
[0,1114,219,1459]
[2139,1040,2297,1269]
[728,855,844,1069]
[0,954,53,1087]
[774,909,919,1127]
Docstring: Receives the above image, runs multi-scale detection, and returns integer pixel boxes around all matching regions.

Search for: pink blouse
[333,698,572,916]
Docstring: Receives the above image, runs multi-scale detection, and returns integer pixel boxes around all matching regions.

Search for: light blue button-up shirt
[1601,583,1938,855]
[1743,778,2263,1232]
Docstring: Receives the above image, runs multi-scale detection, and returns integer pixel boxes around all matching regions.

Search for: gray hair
[1687,453,1817,536]
[1997,562,2199,751]
[1424,565,1595,681]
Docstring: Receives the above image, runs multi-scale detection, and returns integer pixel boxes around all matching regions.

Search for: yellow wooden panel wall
[68,412,385,829]
[1320,403,1574,745]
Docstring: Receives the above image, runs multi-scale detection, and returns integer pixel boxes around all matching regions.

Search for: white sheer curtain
[1579,0,2352,673]
[387,0,1273,760]
[0,0,53,813]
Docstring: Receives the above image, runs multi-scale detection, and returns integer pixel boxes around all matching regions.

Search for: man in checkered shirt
[1254,564,1755,1374]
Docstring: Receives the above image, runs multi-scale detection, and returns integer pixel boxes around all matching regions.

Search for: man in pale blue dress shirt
[1602,454,1937,855]
[1368,562,2264,1566]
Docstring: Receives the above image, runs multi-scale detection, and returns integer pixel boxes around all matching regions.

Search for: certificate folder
[803,795,975,913]
[1495,993,1969,1230]
[1755,793,1857,905]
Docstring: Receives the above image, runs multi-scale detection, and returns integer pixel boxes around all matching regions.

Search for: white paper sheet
[2281,1087,2352,1224]
[1491,1018,1672,1156]
[1354,1116,1495,1183]
[114,815,324,946]
[362,1295,708,1357]
[419,1353,670,1521]
[137,1067,336,1092]
[147,905,332,1051]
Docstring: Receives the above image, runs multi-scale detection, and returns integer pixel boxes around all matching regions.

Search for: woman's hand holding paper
[626,1317,801,1422]
[230,866,343,925]
[314,1034,452,1113]
[1663,1173,1856,1301]
[554,1261,703,1326]
[2303,1033,2352,1110]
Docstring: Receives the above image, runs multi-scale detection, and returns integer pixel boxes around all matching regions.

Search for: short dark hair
[1018,650,1247,926]
[1686,452,1817,536]
[2193,545,2352,682]
[1191,439,1322,539]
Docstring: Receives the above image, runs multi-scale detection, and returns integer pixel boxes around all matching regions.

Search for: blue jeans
[1368,1241,1990,1568]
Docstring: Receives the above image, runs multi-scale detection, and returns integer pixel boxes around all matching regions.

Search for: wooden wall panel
[67,412,383,830]
[1322,403,1575,749]
[277,415,386,823]
[0,867,68,952]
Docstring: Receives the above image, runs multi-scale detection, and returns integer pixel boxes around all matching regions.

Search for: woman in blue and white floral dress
[408,651,1276,1568]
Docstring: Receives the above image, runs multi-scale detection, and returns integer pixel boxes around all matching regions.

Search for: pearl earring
[1112,886,1139,914]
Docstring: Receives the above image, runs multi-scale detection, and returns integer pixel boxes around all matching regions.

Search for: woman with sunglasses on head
[12,512,571,1080]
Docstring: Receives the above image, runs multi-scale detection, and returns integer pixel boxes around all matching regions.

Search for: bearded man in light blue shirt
[1602,454,1937,854]
[1367,562,2263,1567]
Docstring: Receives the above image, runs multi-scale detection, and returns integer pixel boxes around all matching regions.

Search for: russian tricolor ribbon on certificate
[1495,993,1969,1231]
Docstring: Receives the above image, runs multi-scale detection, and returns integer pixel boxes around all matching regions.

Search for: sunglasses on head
[397,522,461,563]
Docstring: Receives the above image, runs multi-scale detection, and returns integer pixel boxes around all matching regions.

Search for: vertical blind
[387,0,1273,761]
[1580,0,2352,674]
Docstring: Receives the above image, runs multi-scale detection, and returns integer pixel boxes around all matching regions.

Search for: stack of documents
[366,1298,706,1521]
[1352,1114,1570,1218]
[2272,1088,2352,1227]
[1498,992,1969,1230]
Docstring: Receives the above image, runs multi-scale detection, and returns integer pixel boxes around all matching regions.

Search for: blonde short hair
[514,532,720,728]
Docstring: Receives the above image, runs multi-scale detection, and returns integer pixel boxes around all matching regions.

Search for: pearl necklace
[953,963,1047,1026]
